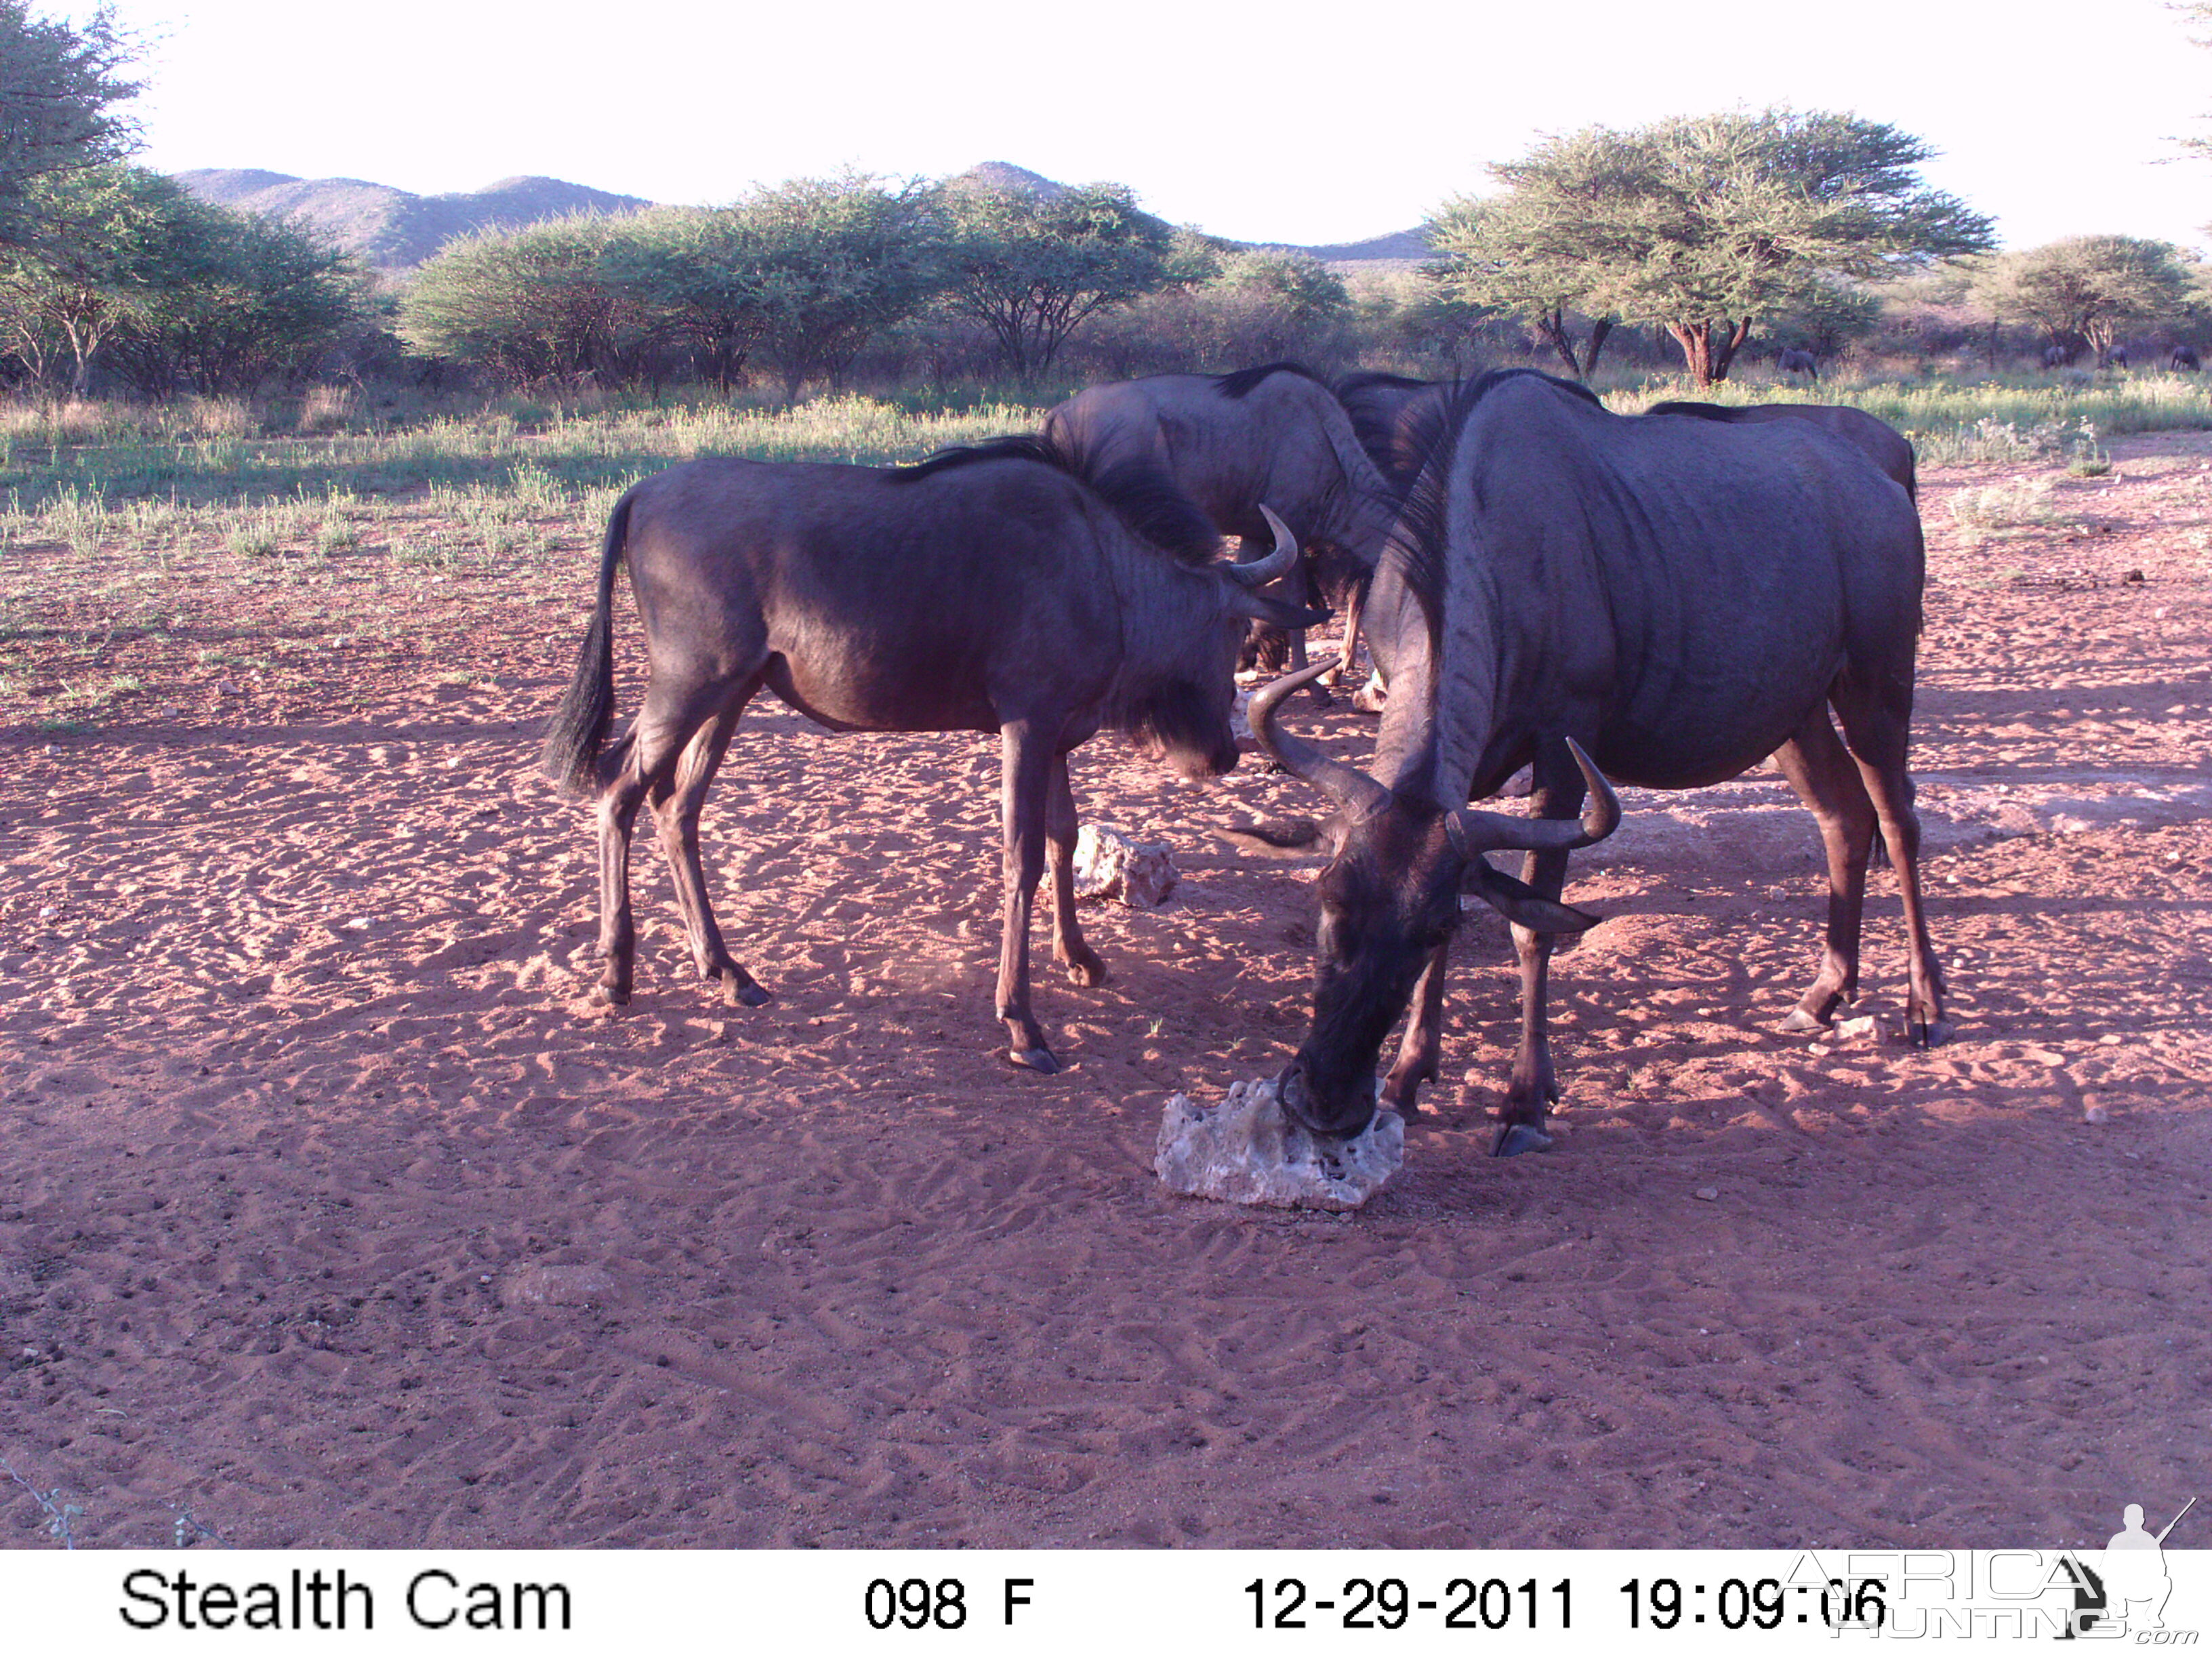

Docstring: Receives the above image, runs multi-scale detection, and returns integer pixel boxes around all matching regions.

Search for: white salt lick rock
[1073,823,1178,908]
[1155,1076,1404,1212]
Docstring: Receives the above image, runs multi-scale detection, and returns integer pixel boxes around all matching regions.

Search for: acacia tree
[1433,110,1993,386]
[1973,237,2197,365]
[398,215,663,388]
[0,1,139,249]
[939,180,1173,380]
[110,204,363,394]
[1427,132,1622,380]
[599,205,769,392]
[737,174,941,403]
[0,163,194,390]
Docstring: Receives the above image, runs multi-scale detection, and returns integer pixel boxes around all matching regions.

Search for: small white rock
[1694,1187,1719,1202]
[1073,823,1178,908]
[2083,1103,2110,1126]
[1155,1076,1403,1212]
[1837,1014,1885,1043]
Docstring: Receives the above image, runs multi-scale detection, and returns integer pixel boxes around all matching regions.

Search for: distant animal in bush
[2173,345,2201,371]
[539,438,1316,1074]
[2043,344,2069,370]
[1044,365,1399,694]
[1777,348,1820,384]
[2107,345,2130,369]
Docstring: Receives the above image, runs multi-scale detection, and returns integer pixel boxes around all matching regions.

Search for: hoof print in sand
[1073,824,1178,908]
[1155,1076,1404,1212]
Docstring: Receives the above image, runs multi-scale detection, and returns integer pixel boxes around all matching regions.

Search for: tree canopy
[939,180,1174,379]
[1971,236,2198,364]
[1429,108,1994,384]
[0,1,140,248]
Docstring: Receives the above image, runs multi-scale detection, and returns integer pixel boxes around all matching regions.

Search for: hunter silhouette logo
[2060,1496,2196,1639]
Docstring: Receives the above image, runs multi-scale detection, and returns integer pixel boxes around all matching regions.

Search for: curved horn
[1249,659,1393,819]
[1224,502,1300,589]
[1445,737,1620,857]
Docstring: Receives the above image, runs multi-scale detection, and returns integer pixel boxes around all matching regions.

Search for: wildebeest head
[1124,504,1321,779]
[1247,661,1620,1136]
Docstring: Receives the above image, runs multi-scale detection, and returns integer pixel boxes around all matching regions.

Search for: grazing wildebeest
[539,437,1317,1073]
[1044,364,1400,692]
[2108,345,2131,370]
[1777,347,1820,384]
[2173,344,2200,371]
[1645,400,1919,501]
[2043,344,2070,370]
[1246,369,1946,1154]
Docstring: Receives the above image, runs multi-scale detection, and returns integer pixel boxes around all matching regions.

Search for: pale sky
[70,0,2212,253]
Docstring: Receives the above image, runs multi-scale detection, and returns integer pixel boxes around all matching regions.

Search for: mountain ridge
[173,160,1425,272]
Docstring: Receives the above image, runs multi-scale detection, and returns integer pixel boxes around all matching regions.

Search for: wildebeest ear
[1216,815,1341,861]
[1233,595,1332,630]
[1461,856,1602,933]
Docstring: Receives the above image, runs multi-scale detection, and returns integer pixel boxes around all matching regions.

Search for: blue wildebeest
[1777,347,1820,384]
[539,438,1317,1073]
[1245,369,1946,1154]
[1044,365,1402,693]
[2173,345,2200,371]
[1645,400,1919,500]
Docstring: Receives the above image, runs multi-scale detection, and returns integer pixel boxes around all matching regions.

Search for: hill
[173,171,652,271]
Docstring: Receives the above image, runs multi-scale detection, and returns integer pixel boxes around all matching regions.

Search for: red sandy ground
[1,434,2206,1549]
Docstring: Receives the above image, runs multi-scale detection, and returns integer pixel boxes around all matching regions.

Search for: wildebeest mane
[1382,369,1605,641]
[1334,370,1434,475]
[894,432,1221,566]
[1213,361,1327,400]
[1644,399,1740,422]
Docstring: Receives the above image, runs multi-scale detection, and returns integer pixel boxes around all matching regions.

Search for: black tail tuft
[539,491,633,796]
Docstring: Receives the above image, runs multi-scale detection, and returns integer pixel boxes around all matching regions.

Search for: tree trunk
[1668,317,1753,387]
[1584,318,1614,380]
[1536,308,1583,378]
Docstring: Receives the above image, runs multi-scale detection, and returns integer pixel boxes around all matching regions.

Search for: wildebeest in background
[2173,344,2201,371]
[1777,348,1820,384]
[539,439,1317,1074]
[2108,345,2131,369]
[1246,370,1947,1154]
[1335,370,1451,489]
[1044,365,1401,693]
[2044,344,2070,369]
[1645,400,1919,500]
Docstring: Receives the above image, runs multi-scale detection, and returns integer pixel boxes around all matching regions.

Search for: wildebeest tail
[538,490,633,796]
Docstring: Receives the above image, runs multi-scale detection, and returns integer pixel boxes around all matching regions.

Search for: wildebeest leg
[594,678,737,1005]
[1830,680,1950,1045]
[1044,753,1107,988]
[1498,743,1589,1156]
[998,720,1059,1072]
[1284,560,1330,704]
[1772,708,1877,1031]
[1334,577,1368,689]
[649,675,771,1007]
[1380,939,1450,1115]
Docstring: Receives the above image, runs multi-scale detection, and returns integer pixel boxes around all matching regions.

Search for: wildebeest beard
[1113,675,1235,779]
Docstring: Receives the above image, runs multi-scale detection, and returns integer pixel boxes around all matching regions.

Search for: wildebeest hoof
[1006,1045,1059,1074]
[1063,954,1108,988]
[1492,1122,1554,1158]
[719,971,771,1008]
[1910,1018,1953,1048]
[596,983,630,1008]
[1780,1006,1828,1033]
